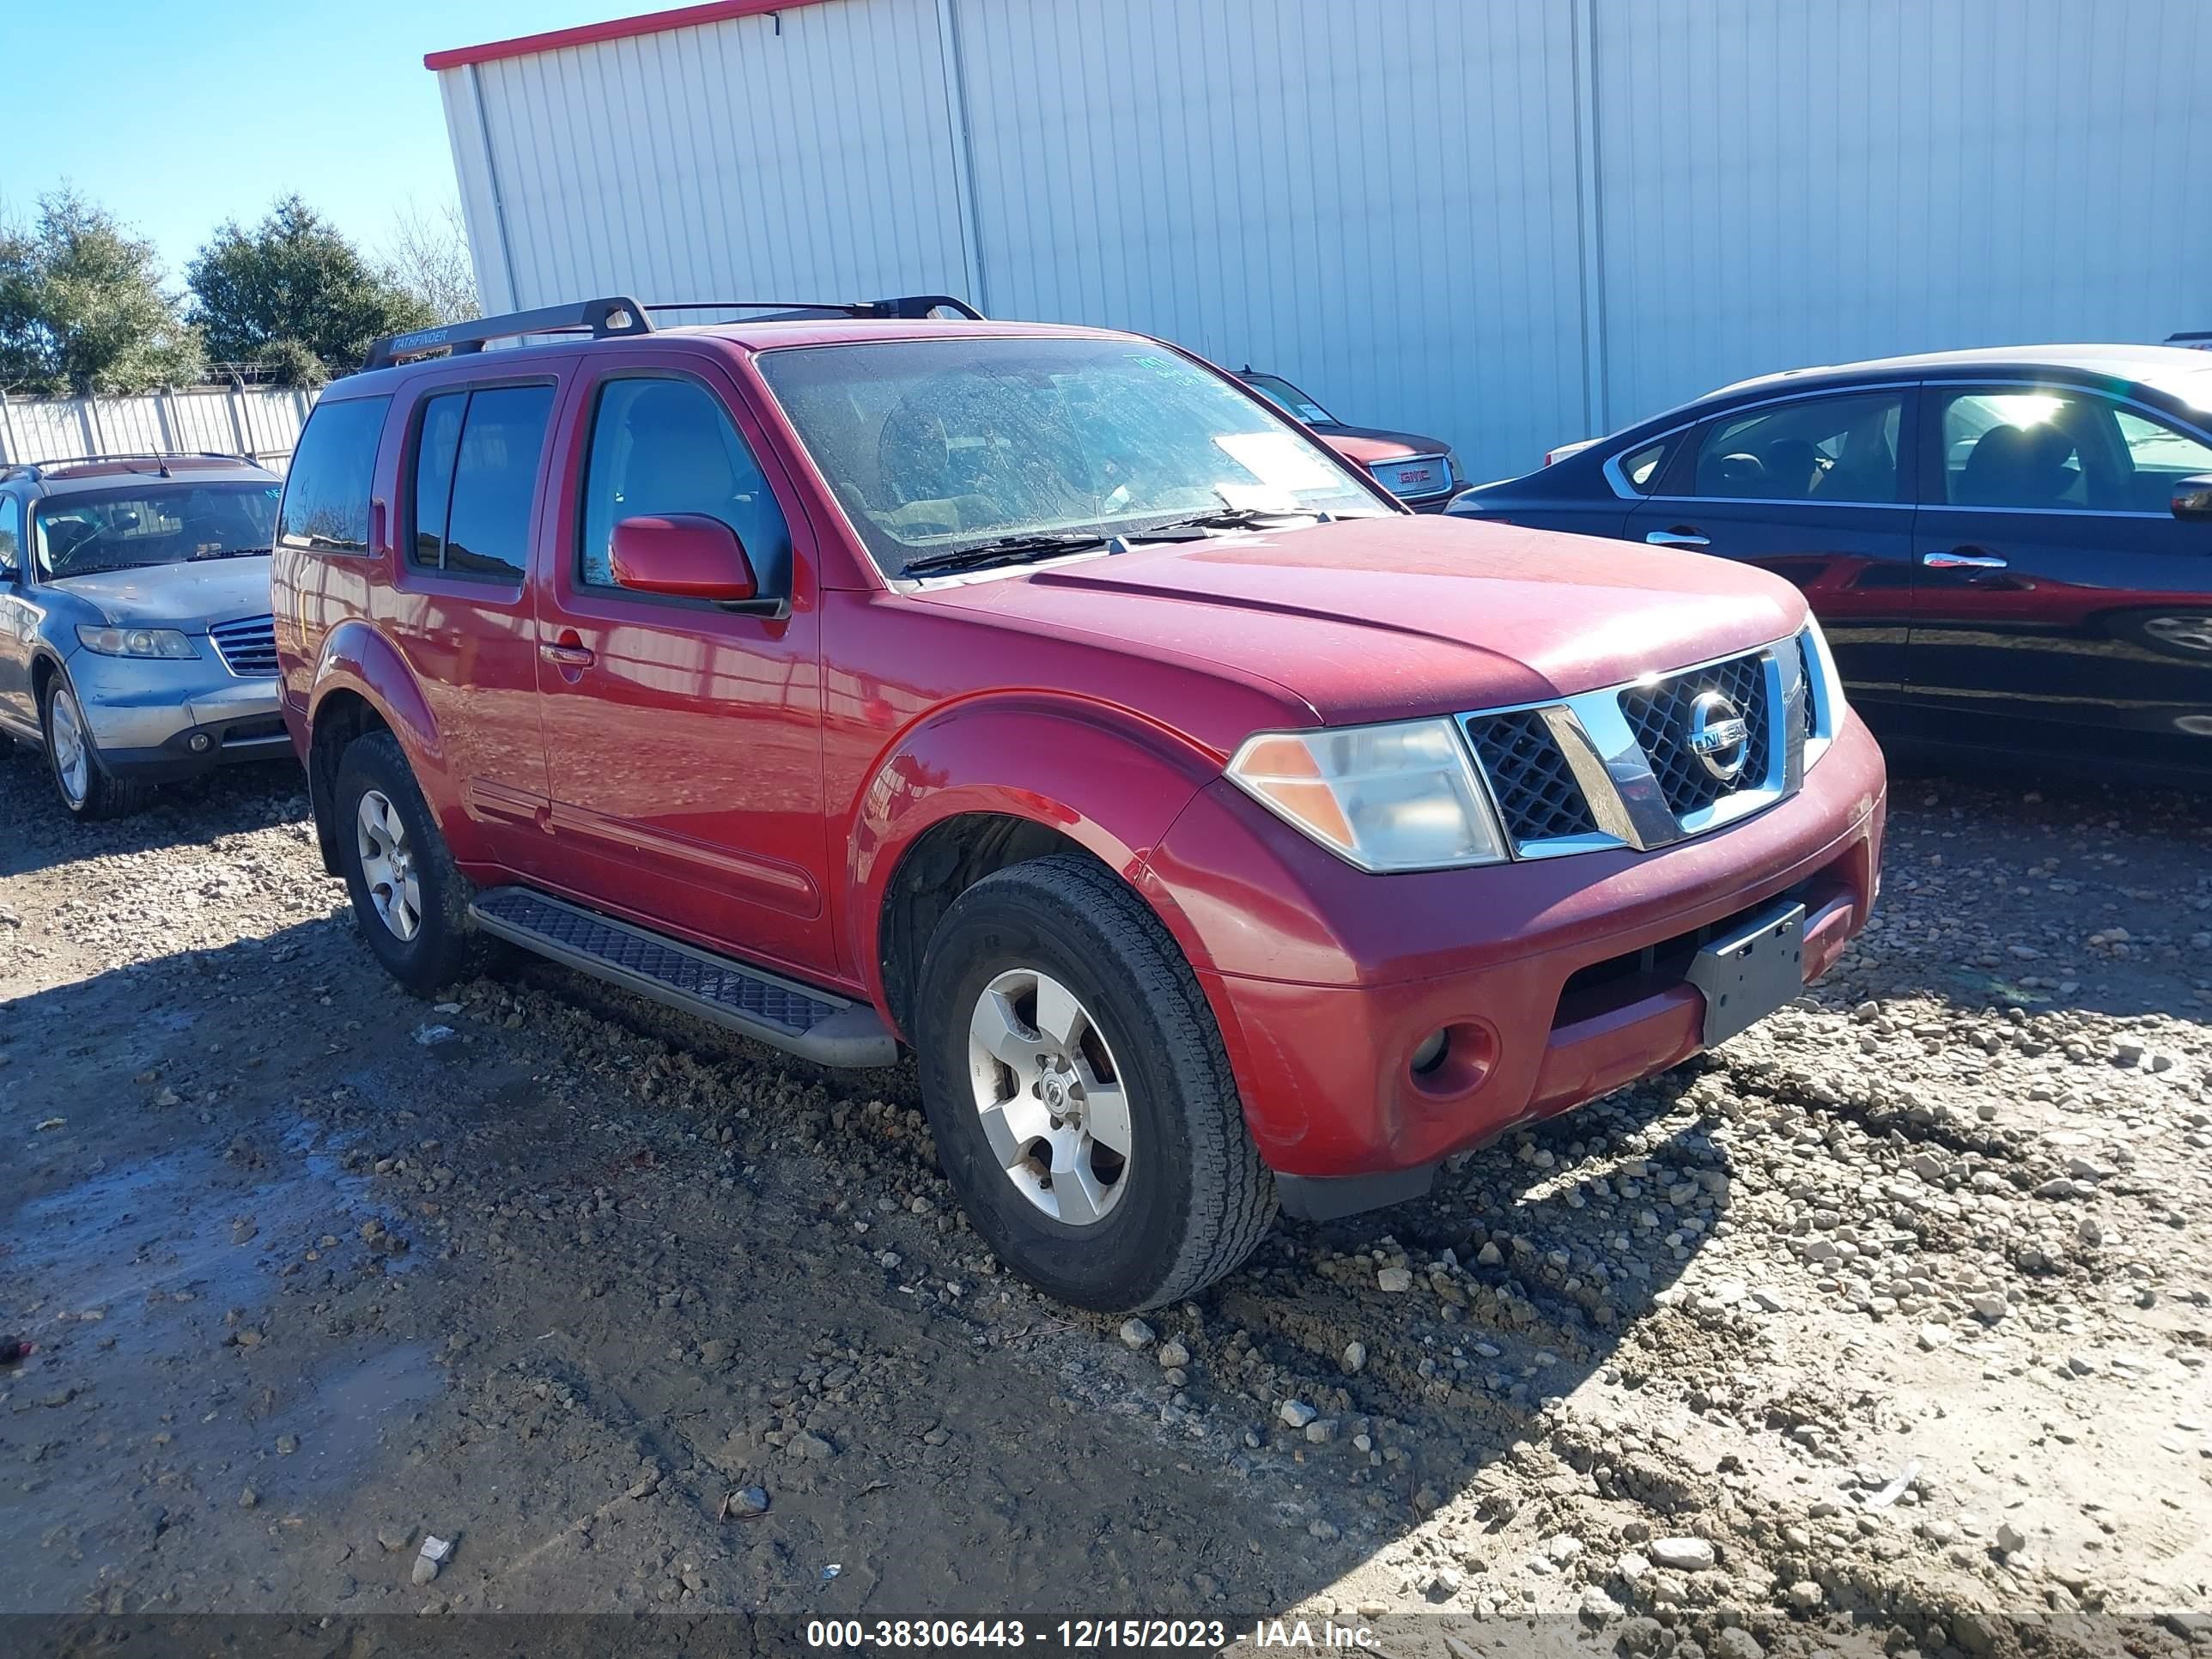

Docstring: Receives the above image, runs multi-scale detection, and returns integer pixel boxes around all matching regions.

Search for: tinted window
[1688,393,1903,503]
[2113,407,2212,506]
[1617,439,1672,494]
[409,392,466,568]
[1938,389,2212,513]
[278,396,389,553]
[579,377,793,594]
[0,495,19,576]
[434,385,553,581]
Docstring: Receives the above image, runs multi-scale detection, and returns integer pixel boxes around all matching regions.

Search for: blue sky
[6,1,618,278]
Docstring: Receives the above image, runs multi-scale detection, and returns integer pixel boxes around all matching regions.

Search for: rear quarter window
[278,396,391,554]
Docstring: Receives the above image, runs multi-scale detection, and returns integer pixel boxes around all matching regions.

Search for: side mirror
[610,514,757,601]
[2172,474,2212,522]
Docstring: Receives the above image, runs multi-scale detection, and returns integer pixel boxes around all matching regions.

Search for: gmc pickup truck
[273,295,1885,1312]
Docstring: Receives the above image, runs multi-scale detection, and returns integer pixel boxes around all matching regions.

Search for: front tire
[42,677,151,820]
[913,854,1276,1312]
[333,729,489,994]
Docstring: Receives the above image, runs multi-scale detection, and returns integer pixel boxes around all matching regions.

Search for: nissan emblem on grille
[1686,690,1751,781]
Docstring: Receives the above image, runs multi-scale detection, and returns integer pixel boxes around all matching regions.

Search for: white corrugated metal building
[429,0,2211,477]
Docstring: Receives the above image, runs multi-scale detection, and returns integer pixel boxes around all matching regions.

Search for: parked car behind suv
[0,454,289,817]
[1450,346,2212,785]
[1236,368,1462,510]
[276,296,1886,1312]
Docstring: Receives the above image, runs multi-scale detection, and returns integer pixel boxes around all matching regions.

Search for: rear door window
[277,396,390,554]
[408,392,466,568]
[1683,393,1905,503]
[410,384,555,581]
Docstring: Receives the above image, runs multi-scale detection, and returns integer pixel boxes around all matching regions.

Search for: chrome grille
[1616,651,1771,818]
[1368,453,1452,501]
[209,614,278,677]
[1796,635,1818,741]
[1464,708,1599,844]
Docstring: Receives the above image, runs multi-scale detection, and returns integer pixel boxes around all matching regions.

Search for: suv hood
[1315,424,1446,463]
[47,557,273,629]
[919,515,1806,728]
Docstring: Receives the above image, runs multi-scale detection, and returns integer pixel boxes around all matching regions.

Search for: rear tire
[913,854,1275,1312]
[333,730,493,995]
[42,677,152,820]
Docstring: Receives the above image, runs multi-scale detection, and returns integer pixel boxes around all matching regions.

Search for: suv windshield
[755,337,1383,579]
[34,482,279,580]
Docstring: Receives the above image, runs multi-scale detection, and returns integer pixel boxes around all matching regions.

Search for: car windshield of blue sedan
[34,483,280,580]
[756,337,1382,579]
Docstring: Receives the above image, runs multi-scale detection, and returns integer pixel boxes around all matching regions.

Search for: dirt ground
[2,741,2208,1657]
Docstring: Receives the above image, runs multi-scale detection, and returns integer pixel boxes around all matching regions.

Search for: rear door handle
[540,638,595,668]
[1922,549,2009,570]
[1645,528,1711,548]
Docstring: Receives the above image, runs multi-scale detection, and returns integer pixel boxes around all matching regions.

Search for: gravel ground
[2,742,2208,1656]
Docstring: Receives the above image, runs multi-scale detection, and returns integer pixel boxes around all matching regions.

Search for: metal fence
[0,385,319,470]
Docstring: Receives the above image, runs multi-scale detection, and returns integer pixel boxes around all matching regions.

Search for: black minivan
[1450,346,2212,785]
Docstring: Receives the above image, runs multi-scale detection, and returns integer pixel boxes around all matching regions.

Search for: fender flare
[845,696,1225,1013]
[304,621,489,860]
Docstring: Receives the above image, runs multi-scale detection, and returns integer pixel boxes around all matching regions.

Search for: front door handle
[540,634,595,668]
[1922,549,2009,570]
[1645,528,1710,548]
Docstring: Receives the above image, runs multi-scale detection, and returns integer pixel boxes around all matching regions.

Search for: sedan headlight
[76,624,198,659]
[1226,717,1508,872]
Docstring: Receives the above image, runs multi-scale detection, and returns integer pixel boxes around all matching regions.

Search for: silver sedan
[0,456,292,819]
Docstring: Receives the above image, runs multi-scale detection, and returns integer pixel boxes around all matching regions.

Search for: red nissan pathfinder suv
[273,295,1886,1313]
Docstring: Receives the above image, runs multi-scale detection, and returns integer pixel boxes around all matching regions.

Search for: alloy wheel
[965,968,1132,1225]
[49,689,90,807]
[356,789,423,941]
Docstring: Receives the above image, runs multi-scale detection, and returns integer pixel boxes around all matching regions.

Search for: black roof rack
[359,293,987,373]
[643,295,985,322]
[362,295,654,371]
[2167,331,2211,345]
[0,451,260,483]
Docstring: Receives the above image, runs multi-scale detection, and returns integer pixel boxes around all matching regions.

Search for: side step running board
[468,886,899,1068]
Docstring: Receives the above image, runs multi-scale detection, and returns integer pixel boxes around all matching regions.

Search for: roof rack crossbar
[642,295,985,321]
[362,295,653,371]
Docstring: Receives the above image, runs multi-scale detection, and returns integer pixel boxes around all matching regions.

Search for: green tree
[0,187,204,396]
[187,196,434,385]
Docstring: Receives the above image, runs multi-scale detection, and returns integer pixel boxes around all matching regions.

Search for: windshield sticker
[1213,431,1341,491]
[1215,482,1304,514]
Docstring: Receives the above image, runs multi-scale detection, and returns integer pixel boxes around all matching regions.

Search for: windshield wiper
[1125,507,1326,538]
[188,547,270,561]
[900,532,1112,578]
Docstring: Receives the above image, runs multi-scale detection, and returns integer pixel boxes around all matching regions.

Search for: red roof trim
[424,0,835,71]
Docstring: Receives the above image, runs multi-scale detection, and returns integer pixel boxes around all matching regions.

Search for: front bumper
[1147,713,1887,1186]
[66,648,289,781]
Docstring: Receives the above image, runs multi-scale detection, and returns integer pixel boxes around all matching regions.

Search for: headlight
[1226,717,1509,872]
[1799,615,1844,746]
[76,624,198,659]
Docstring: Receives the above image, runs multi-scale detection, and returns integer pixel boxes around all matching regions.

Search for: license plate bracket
[1686,899,1806,1047]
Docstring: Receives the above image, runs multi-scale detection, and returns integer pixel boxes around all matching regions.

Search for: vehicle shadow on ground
[1,892,1718,1625]
[0,747,307,881]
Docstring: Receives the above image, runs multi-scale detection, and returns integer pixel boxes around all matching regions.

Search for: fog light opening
[1407,1020,1499,1100]
[1409,1028,1450,1076]
[188,732,212,753]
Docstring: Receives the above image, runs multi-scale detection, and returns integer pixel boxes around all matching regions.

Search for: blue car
[1449,346,2212,785]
